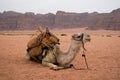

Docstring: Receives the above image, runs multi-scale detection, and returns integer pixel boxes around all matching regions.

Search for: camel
[26,27,60,63]
[42,33,91,70]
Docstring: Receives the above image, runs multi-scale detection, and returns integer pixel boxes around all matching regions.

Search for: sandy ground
[0,28,120,80]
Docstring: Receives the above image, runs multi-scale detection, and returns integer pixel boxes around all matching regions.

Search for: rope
[72,50,90,70]
[82,50,89,69]
[72,65,87,70]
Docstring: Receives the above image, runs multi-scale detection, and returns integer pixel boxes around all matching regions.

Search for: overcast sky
[0,0,120,14]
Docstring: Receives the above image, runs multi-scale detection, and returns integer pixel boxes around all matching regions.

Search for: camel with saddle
[26,27,91,70]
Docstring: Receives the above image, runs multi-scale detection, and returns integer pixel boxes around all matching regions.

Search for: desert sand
[0,28,120,80]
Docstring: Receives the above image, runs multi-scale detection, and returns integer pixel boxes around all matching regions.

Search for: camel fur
[42,33,91,70]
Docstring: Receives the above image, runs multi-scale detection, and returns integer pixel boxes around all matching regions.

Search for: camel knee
[42,61,57,68]
[42,61,64,70]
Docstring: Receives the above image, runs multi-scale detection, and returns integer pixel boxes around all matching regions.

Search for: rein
[81,33,86,51]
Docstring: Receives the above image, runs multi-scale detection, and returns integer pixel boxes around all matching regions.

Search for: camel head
[72,33,91,43]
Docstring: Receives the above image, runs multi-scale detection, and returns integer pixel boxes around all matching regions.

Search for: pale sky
[0,0,120,14]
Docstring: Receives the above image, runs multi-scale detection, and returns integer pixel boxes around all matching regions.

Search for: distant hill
[0,8,120,30]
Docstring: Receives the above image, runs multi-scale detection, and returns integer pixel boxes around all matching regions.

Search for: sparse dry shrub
[61,33,67,36]
[102,35,104,37]
[118,35,120,37]
[106,35,112,37]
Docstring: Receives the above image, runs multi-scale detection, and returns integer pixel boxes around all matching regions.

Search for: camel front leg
[42,61,64,70]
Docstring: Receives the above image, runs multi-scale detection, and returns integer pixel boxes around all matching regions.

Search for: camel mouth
[57,43,60,45]
[84,34,91,42]
[86,38,91,42]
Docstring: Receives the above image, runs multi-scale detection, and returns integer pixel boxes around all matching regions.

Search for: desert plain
[0,28,120,80]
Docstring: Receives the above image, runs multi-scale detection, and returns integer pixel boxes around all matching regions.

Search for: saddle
[26,27,59,63]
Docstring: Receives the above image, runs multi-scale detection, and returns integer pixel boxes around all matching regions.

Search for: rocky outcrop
[0,11,55,30]
[55,11,102,29]
[88,8,120,30]
[0,8,120,30]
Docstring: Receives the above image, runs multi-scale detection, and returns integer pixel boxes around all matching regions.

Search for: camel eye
[77,35,81,38]
[87,35,90,37]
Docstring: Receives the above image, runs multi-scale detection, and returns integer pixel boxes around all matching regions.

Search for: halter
[81,33,87,51]
[73,33,86,51]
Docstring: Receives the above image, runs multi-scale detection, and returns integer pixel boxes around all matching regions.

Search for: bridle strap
[82,40,86,51]
[72,33,86,51]
[81,33,86,51]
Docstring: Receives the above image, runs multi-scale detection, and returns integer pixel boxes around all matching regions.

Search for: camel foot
[64,64,73,69]
[50,66,64,71]
[69,64,74,68]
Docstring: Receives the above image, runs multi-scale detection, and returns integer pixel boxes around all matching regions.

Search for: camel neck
[56,39,82,65]
[68,39,81,53]
[65,39,81,62]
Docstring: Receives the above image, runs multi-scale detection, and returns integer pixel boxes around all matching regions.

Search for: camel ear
[46,27,49,33]
[72,34,77,38]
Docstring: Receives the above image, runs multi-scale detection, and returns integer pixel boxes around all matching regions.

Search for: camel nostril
[77,36,81,38]
[58,39,60,42]
[87,35,90,37]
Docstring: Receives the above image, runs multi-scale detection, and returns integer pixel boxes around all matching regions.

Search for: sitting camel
[26,27,60,63]
[42,33,91,70]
